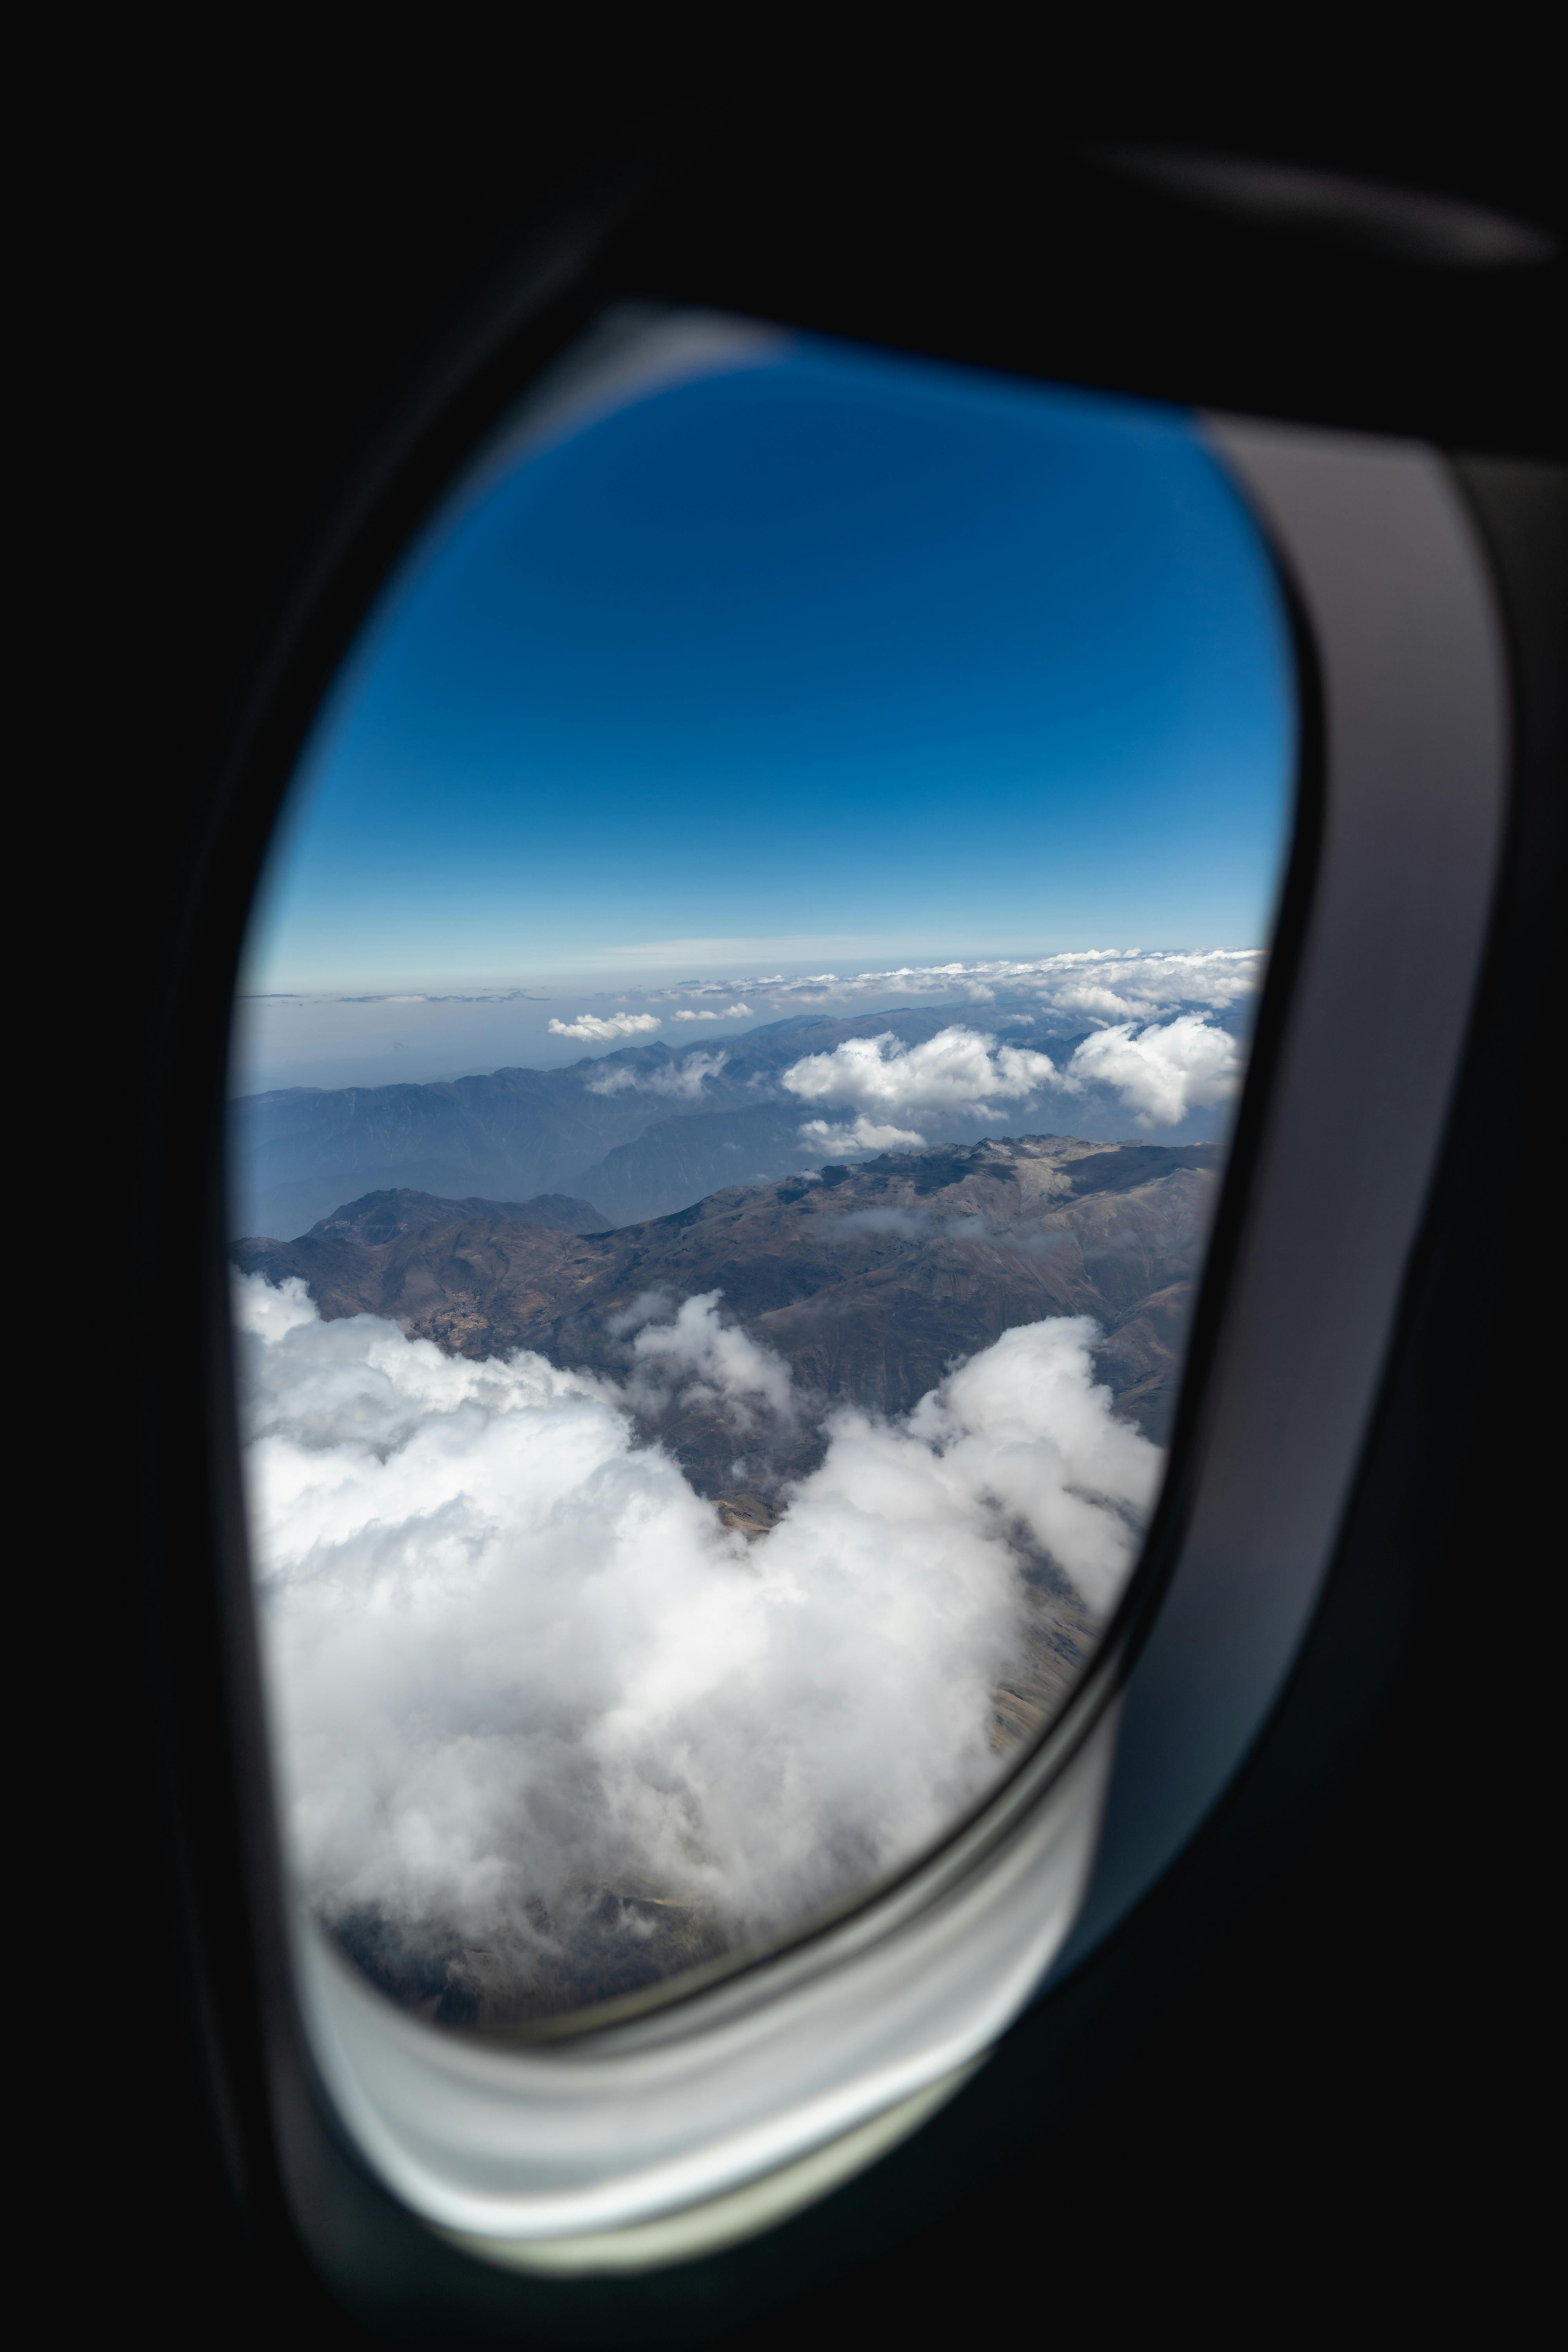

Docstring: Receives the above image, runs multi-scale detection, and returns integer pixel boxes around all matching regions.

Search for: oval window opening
[230,310,1297,2036]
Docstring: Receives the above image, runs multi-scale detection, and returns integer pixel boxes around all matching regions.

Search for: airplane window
[229,311,1296,2040]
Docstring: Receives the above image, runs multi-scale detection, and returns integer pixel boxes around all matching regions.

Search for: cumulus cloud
[585,1049,728,1101]
[548,1011,663,1042]
[674,1002,753,1022]
[779,1005,1245,1140]
[782,1026,1058,1133]
[799,1115,928,1154]
[237,1277,1158,1995]
[1065,1013,1241,1128]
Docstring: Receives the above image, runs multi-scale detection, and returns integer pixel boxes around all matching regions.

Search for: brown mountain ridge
[234,1134,1220,1505]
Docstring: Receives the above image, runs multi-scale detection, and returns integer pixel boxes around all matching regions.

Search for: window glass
[231,316,1295,2032]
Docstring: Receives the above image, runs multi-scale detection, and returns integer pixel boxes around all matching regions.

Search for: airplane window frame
[135,125,1559,2346]
[234,366,1505,2263]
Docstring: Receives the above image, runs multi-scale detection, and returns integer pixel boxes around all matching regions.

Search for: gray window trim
[1050,422,1508,1978]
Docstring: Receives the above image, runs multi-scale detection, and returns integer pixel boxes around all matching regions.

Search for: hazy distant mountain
[229,1002,1169,1236]
[567,1103,830,1222]
[236,1134,1221,1483]
[287,1187,611,1244]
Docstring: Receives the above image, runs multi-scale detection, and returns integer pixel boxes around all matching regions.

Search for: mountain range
[231,998,1235,1236]
[236,1132,1220,1495]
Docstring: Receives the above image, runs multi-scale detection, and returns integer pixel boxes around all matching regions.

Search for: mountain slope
[290,1187,611,1243]
[235,1135,1221,1492]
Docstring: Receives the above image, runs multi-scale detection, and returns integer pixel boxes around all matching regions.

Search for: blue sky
[243,326,1295,1002]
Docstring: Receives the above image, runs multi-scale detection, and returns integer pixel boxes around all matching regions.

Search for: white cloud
[622,1289,794,1426]
[650,1049,730,1100]
[779,1002,1245,1139]
[237,1278,1158,1970]
[548,1011,663,1042]
[781,1026,1058,1131]
[1065,1013,1241,1127]
[642,948,1263,1021]
[585,1049,729,1100]
[799,1116,928,1154]
[674,1003,753,1022]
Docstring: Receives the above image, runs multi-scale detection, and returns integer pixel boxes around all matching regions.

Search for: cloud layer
[658,946,1262,1019]
[238,1276,1158,1995]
